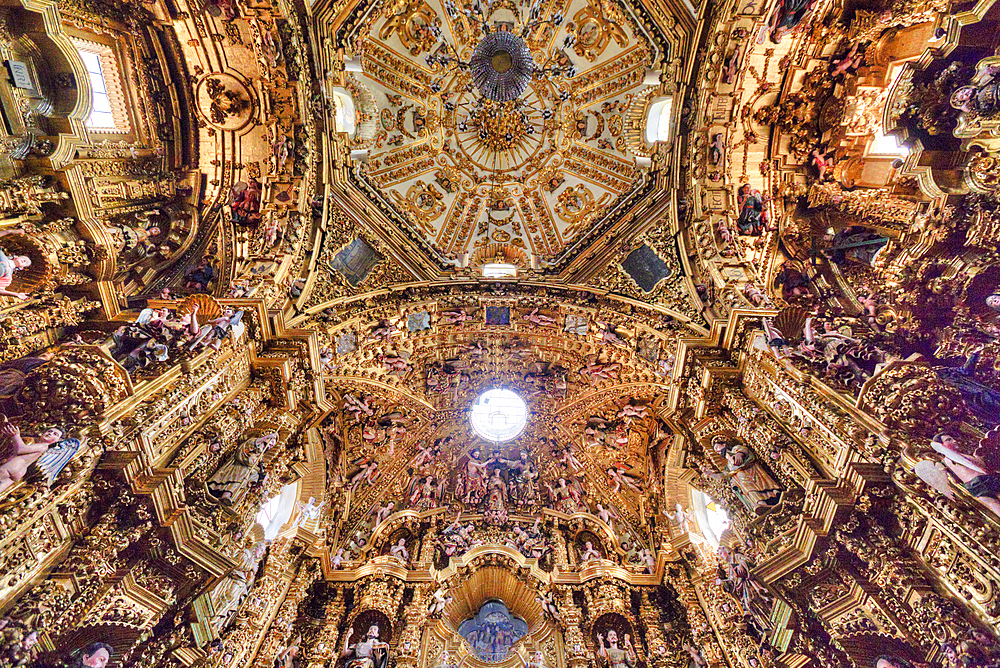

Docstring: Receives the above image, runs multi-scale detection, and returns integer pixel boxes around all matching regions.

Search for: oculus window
[470,388,527,442]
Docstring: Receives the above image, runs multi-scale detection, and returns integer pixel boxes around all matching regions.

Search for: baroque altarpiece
[0,0,998,664]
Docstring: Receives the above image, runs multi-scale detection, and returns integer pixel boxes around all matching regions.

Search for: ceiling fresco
[341,0,663,266]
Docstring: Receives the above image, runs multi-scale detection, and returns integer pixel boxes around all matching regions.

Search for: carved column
[306,587,346,668]
[672,572,727,668]
[251,559,321,668]
[638,590,668,666]
[396,583,432,668]
[560,587,589,668]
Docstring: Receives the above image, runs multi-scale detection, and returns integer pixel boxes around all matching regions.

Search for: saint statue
[717,544,772,632]
[207,432,278,505]
[597,630,636,668]
[342,625,390,668]
[711,436,782,512]
[211,540,266,631]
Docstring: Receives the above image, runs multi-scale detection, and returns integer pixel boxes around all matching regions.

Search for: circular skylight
[470,388,527,442]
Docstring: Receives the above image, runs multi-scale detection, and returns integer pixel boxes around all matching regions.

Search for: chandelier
[425,0,579,102]
[423,0,579,251]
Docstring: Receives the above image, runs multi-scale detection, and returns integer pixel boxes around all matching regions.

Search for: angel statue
[536,590,560,621]
[292,497,326,529]
[0,423,84,494]
[342,625,390,668]
[427,584,452,616]
[915,430,1000,516]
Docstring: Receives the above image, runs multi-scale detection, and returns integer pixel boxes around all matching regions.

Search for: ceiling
[338,0,666,268]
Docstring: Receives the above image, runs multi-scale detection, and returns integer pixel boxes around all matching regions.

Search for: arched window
[330,88,356,137]
[646,96,674,144]
[72,38,130,134]
[692,490,730,547]
[255,483,298,540]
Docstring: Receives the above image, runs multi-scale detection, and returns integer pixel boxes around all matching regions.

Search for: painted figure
[736,184,768,236]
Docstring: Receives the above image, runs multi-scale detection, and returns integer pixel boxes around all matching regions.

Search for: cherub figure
[523,308,558,327]
[344,394,373,421]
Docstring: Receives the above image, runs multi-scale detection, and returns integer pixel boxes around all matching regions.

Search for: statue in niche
[206,432,278,505]
[342,625,390,668]
[735,184,768,236]
[389,537,409,562]
[597,630,636,668]
[211,539,266,631]
[484,466,508,525]
[717,542,772,633]
[0,423,83,494]
[710,435,782,512]
[460,448,488,505]
[579,540,602,562]
[545,477,583,513]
